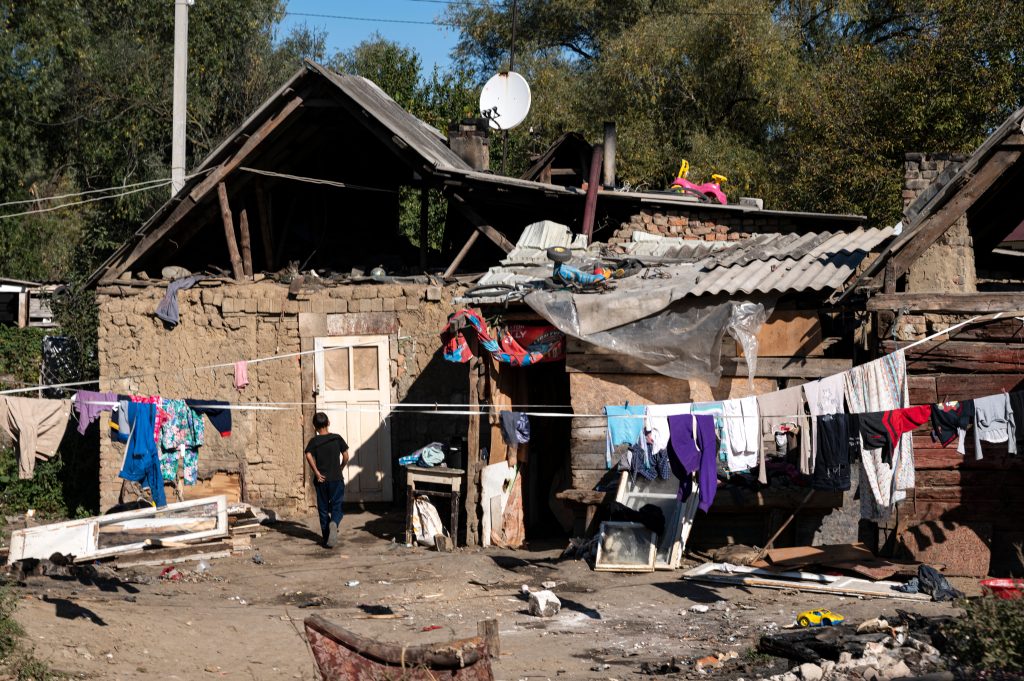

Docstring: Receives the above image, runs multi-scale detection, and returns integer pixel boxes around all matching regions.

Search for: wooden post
[477,619,500,658]
[16,292,28,328]
[602,122,617,188]
[419,186,430,271]
[238,205,253,278]
[582,144,604,240]
[255,184,274,271]
[217,182,244,281]
[465,356,482,546]
[442,230,479,279]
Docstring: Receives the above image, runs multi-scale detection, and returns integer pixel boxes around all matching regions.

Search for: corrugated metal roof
[467,226,893,301]
[502,221,590,265]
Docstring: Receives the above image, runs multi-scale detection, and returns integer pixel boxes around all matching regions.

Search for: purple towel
[74,390,117,435]
[668,413,719,512]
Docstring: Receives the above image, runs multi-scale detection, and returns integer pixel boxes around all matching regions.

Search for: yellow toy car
[797,609,845,627]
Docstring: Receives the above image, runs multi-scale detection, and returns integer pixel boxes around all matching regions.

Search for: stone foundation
[97,279,466,514]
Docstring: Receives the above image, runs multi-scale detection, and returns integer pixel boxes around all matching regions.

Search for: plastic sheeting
[524,288,772,385]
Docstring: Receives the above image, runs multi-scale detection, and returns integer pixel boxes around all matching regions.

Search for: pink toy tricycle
[669,159,728,205]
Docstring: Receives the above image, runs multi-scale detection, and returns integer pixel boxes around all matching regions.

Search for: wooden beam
[450,193,514,253]
[443,230,479,279]
[238,205,253,278]
[217,183,244,281]
[888,149,1022,281]
[255,183,274,271]
[189,95,304,203]
[866,292,1024,313]
[882,339,1024,373]
[465,357,482,546]
[99,195,197,283]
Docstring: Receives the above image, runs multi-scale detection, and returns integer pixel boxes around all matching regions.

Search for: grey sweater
[973,393,1017,460]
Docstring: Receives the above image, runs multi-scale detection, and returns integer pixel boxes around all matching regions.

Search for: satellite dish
[479,71,531,131]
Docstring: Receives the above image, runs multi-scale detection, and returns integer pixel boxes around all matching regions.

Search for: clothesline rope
[4,309,1021,415]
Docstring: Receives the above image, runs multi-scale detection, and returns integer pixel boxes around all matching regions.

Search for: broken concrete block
[886,660,912,679]
[798,662,823,681]
[527,589,561,617]
[689,604,710,613]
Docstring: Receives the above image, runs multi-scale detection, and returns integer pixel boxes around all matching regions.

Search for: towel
[234,361,249,391]
[722,396,759,472]
[803,373,847,472]
[645,403,692,453]
[605,405,645,468]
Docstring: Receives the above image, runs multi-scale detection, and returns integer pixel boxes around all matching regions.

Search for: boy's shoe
[326,521,339,548]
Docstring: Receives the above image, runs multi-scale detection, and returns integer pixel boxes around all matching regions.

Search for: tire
[547,246,572,263]
[798,617,811,627]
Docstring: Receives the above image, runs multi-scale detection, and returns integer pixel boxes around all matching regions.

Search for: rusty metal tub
[304,615,495,680]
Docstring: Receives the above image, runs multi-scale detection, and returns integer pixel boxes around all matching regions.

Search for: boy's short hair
[313,412,329,430]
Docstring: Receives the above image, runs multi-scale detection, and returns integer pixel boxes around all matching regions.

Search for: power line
[284,11,458,27]
[0,181,172,221]
[0,177,171,209]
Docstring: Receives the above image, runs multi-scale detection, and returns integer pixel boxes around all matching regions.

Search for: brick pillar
[903,152,976,293]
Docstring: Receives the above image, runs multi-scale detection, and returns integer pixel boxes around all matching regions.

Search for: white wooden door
[314,335,392,502]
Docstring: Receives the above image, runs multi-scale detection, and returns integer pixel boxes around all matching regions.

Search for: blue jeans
[315,479,345,544]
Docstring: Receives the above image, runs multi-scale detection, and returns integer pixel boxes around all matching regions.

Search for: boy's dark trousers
[314,479,345,544]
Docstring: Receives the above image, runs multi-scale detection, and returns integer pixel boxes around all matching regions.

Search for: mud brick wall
[96,279,467,514]
[606,208,795,246]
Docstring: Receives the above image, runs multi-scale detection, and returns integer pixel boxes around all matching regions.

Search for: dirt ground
[12,509,963,681]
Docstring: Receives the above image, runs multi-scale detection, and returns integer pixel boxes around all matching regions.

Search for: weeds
[947,592,1024,673]
[0,588,58,680]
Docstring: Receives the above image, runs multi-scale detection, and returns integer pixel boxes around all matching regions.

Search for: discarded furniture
[404,466,464,547]
[614,471,699,569]
[555,488,614,537]
[7,496,228,563]
[304,615,494,680]
[594,521,657,572]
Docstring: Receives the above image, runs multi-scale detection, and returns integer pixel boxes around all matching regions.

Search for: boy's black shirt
[304,433,347,482]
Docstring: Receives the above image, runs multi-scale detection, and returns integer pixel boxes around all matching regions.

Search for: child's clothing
[304,433,348,543]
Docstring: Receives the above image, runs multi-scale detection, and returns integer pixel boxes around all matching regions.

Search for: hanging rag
[812,414,860,492]
[930,400,974,454]
[110,397,131,443]
[973,392,1017,459]
[645,403,691,453]
[155,274,207,327]
[628,439,672,482]
[803,374,847,472]
[756,385,811,483]
[604,405,645,468]
[844,349,912,520]
[722,396,759,472]
[858,405,933,464]
[185,399,232,437]
[667,413,718,512]
[499,411,531,445]
[118,401,166,506]
[0,396,72,479]
[73,390,117,435]
[234,361,250,391]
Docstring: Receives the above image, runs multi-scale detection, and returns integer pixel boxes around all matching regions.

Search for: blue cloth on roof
[118,401,167,507]
[605,405,646,468]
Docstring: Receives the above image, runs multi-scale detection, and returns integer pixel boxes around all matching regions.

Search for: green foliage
[0,451,68,518]
[0,587,23,659]
[446,0,1024,226]
[947,593,1024,672]
[0,328,45,388]
[0,586,58,680]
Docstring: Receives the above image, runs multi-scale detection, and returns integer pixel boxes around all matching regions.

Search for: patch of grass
[947,592,1024,673]
[744,647,774,664]
[0,587,60,680]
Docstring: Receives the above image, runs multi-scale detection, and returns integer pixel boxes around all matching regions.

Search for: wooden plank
[867,291,1024,313]
[238,205,253,277]
[739,310,824,357]
[442,230,479,279]
[217,183,244,280]
[908,376,937,404]
[887,149,1022,281]
[465,357,482,546]
[566,353,852,378]
[189,95,305,202]
[883,339,1024,373]
[934,373,1024,399]
[915,468,1024,487]
[99,195,197,283]
[450,193,514,254]
[897,500,1024,528]
[570,448,609,471]
[914,446,1024,470]
[571,468,614,491]
[946,319,1024,342]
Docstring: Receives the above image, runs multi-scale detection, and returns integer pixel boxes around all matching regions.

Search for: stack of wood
[226,502,268,551]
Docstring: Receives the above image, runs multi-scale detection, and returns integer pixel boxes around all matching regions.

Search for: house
[0,278,59,328]
[87,60,900,553]
[844,105,1024,575]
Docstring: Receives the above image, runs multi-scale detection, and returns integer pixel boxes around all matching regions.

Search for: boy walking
[304,412,349,548]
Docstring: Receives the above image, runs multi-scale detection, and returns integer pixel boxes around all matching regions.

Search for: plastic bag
[725,301,769,387]
[411,496,447,547]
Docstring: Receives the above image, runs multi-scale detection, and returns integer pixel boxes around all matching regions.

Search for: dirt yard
[12,509,961,680]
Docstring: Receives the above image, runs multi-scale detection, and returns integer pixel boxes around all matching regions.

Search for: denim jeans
[314,479,345,543]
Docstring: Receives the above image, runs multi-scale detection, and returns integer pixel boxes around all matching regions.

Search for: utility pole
[171,0,193,196]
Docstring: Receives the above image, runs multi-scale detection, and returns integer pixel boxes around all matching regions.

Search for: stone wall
[902,152,976,293]
[606,208,795,246]
[96,279,466,514]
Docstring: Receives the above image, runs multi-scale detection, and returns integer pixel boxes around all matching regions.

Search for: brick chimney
[448,118,489,172]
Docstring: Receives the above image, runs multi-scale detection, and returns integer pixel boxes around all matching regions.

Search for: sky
[277,0,462,74]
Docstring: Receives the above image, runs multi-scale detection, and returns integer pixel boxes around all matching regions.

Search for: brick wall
[96,279,466,514]
[606,208,793,246]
